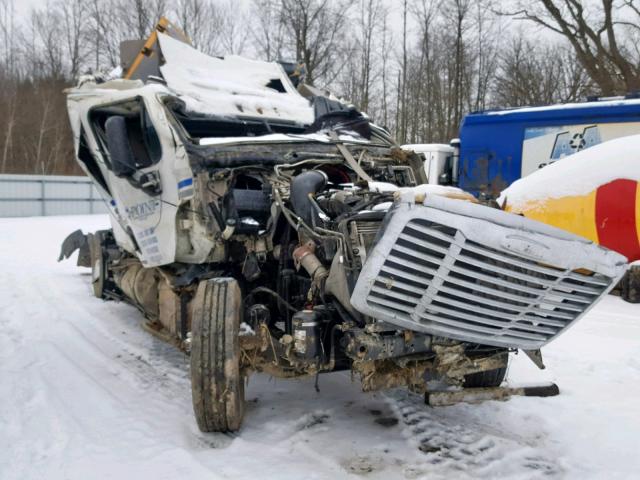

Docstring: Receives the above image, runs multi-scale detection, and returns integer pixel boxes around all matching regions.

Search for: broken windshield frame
[89,96,163,174]
[161,95,395,150]
[162,97,308,143]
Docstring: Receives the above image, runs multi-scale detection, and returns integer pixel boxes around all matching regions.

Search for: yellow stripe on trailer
[505,191,599,244]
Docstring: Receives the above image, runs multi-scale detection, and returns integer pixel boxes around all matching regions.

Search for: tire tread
[191,278,244,432]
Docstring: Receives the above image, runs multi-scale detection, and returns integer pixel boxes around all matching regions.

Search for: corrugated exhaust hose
[289,170,327,227]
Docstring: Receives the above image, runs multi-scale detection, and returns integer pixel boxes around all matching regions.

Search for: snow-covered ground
[1,215,639,480]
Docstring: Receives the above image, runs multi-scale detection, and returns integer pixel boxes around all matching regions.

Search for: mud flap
[58,230,91,267]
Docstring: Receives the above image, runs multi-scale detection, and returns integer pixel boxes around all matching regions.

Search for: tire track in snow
[10,263,234,451]
[385,389,563,479]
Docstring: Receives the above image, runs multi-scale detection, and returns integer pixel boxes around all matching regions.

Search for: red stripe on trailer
[595,179,639,261]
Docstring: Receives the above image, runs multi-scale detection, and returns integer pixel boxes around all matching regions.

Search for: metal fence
[0,174,108,217]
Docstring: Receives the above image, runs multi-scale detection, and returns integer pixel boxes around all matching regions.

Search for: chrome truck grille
[350,194,628,350]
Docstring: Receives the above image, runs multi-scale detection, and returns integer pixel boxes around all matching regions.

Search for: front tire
[190,278,245,433]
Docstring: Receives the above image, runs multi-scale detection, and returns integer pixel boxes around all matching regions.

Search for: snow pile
[158,33,314,125]
[498,134,640,209]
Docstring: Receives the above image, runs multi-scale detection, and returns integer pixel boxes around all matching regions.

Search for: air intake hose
[289,170,327,226]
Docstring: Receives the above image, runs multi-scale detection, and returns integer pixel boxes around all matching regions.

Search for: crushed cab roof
[157,33,315,125]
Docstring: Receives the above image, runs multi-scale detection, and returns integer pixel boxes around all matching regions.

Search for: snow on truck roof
[157,33,314,125]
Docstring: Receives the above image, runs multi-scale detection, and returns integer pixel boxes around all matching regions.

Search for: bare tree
[251,0,288,61]
[334,0,386,117]
[1,92,16,172]
[218,0,249,55]
[493,35,594,107]
[0,0,18,77]
[33,86,52,173]
[379,12,392,127]
[86,0,120,70]
[58,0,86,78]
[509,0,640,95]
[409,0,439,142]
[397,0,409,142]
[0,0,18,173]
[444,0,472,138]
[357,0,385,112]
[471,0,499,112]
[173,0,224,55]
[25,7,65,80]
[280,0,350,85]
[119,0,164,39]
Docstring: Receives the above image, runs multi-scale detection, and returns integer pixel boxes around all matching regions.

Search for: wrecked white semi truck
[59,20,628,432]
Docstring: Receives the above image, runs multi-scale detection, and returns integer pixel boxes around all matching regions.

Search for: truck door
[89,98,175,267]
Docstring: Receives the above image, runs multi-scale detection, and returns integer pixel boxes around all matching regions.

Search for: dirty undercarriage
[59,19,628,433]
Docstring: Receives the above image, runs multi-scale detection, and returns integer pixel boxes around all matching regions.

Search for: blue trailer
[405,97,640,198]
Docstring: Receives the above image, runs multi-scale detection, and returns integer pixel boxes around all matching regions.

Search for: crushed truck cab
[60,19,628,433]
